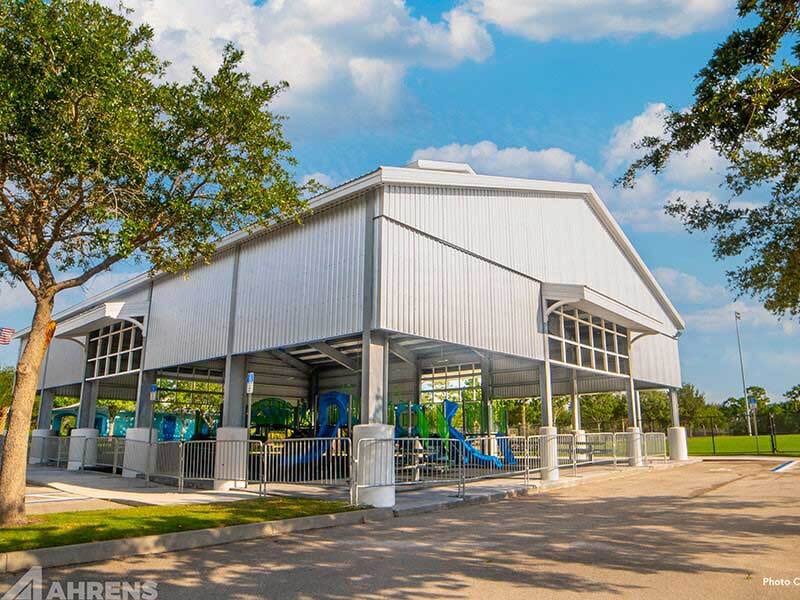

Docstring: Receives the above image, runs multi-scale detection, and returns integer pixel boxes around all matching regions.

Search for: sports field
[687,433,800,456]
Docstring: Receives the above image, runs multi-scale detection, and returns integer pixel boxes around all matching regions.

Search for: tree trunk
[0,296,54,526]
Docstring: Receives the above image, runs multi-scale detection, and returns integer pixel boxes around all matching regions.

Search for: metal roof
[15,161,684,336]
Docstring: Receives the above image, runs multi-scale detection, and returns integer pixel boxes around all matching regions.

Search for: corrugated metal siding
[631,333,681,388]
[318,366,359,398]
[144,250,236,370]
[383,185,677,336]
[378,219,542,359]
[246,354,309,401]
[388,359,417,404]
[42,338,84,389]
[233,199,365,354]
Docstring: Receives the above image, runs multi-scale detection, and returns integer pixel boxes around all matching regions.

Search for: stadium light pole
[735,311,753,436]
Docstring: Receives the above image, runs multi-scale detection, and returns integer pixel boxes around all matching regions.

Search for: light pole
[734,311,752,436]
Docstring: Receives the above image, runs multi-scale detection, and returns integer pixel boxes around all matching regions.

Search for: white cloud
[604,102,728,186]
[408,100,743,233]
[411,140,601,183]
[109,1,493,116]
[0,269,140,320]
[653,267,726,304]
[685,301,799,335]
[301,171,338,188]
[465,0,731,42]
[0,279,33,313]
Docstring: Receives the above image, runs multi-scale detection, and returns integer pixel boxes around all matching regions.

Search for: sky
[0,0,796,404]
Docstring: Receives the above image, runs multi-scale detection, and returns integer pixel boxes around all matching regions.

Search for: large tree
[621,0,800,318]
[0,0,311,525]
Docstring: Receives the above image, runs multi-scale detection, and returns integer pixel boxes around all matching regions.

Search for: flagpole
[734,312,752,436]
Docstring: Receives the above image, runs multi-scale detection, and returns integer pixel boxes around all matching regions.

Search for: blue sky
[1,1,796,403]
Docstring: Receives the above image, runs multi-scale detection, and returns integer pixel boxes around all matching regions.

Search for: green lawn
[687,433,800,456]
[0,497,355,553]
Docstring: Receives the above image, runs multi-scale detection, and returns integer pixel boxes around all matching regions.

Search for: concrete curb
[0,508,393,574]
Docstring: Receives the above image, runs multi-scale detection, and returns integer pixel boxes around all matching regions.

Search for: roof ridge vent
[405,159,475,175]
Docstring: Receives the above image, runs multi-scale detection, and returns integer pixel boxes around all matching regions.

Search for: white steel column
[625,331,642,466]
[36,389,55,431]
[70,369,100,470]
[361,330,388,424]
[635,390,643,430]
[539,363,554,429]
[668,388,688,460]
[134,370,157,428]
[76,380,98,429]
[570,370,581,431]
[539,290,559,481]
[481,356,492,434]
[221,354,247,428]
[571,370,586,461]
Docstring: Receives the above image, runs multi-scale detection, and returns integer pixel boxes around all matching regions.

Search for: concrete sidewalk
[28,459,700,515]
[26,466,258,510]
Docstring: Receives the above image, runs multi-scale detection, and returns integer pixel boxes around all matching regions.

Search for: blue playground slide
[281,391,349,466]
[444,400,503,468]
[496,434,517,466]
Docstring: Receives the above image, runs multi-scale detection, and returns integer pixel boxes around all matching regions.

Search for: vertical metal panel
[233,199,365,354]
[144,250,236,370]
[631,333,681,388]
[383,185,677,336]
[378,219,542,360]
[246,354,310,401]
[42,338,84,388]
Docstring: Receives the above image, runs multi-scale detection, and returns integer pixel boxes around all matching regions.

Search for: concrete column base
[29,429,56,464]
[627,427,643,467]
[68,428,98,470]
[214,427,249,491]
[540,426,559,482]
[353,424,395,507]
[668,426,689,461]
[122,428,157,478]
[572,429,587,462]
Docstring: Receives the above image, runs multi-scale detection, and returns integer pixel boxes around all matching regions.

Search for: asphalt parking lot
[3,460,798,599]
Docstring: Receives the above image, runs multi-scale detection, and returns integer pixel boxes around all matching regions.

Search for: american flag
[0,327,15,345]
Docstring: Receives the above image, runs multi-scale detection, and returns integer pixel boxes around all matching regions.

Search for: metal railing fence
[644,432,667,462]
[578,433,617,466]
[263,437,351,486]
[26,429,670,506]
[92,437,125,474]
[42,436,72,467]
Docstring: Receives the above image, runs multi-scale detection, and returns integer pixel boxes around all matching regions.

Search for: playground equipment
[444,399,503,468]
[51,404,109,436]
[251,397,305,433]
[269,391,351,470]
[394,402,431,438]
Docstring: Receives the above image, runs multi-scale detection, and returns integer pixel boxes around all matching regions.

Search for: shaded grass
[687,433,800,456]
[0,497,355,553]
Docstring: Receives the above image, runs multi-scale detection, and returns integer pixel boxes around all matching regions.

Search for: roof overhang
[55,301,148,339]
[542,283,663,334]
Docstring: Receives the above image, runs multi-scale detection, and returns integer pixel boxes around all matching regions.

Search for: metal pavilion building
[19,160,689,492]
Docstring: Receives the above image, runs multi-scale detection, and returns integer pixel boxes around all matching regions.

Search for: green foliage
[639,390,671,424]
[0,0,311,298]
[0,366,12,408]
[620,0,800,318]
[678,383,707,426]
[784,384,800,410]
[579,393,627,429]
[0,366,12,430]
